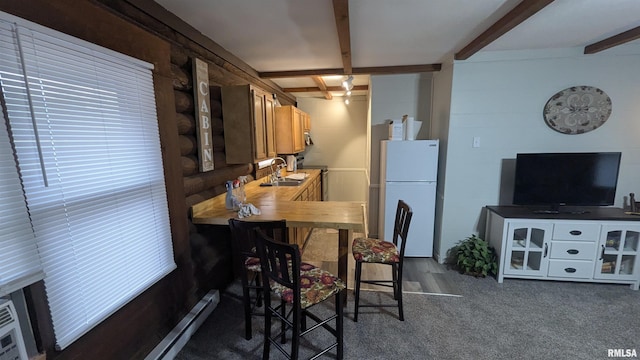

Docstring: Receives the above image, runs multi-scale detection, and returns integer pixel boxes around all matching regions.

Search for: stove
[299,161,328,201]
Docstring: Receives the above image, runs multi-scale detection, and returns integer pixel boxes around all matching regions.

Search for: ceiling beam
[259,63,441,78]
[312,76,333,99]
[584,26,640,54]
[332,0,352,74]
[352,64,441,75]
[283,85,368,93]
[454,0,555,60]
[260,68,345,78]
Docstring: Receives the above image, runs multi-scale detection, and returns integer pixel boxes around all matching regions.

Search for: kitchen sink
[259,179,305,187]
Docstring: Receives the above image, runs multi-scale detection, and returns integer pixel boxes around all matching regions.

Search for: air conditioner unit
[0,299,28,360]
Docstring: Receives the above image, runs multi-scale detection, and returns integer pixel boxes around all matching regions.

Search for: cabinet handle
[564,268,577,273]
[567,249,579,255]
[543,243,548,258]
[600,245,605,260]
[569,230,582,236]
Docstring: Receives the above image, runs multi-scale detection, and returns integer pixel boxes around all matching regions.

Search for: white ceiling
[154,0,640,99]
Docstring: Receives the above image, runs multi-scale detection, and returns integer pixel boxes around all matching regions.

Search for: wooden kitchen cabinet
[275,105,305,154]
[263,92,277,158]
[222,85,276,164]
[289,172,322,248]
[302,110,311,132]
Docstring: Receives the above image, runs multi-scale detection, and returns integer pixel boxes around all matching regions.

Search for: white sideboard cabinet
[485,206,640,290]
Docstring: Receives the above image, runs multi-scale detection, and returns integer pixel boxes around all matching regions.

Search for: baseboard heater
[145,290,220,360]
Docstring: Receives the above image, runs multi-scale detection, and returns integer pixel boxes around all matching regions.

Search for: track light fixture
[342,75,354,91]
[341,75,354,105]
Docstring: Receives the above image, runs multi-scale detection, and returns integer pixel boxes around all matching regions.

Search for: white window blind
[0,103,44,297]
[0,14,176,350]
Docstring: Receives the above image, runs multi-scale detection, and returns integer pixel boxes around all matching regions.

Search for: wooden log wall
[169,47,246,293]
[169,45,291,209]
[165,31,295,294]
[171,54,244,203]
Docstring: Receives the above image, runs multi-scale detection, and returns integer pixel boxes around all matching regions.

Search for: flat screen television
[513,152,621,213]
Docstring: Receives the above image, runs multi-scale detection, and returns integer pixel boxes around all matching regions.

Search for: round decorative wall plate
[543,86,612,135]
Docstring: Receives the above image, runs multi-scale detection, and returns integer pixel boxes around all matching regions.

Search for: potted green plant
[453,234,498,277]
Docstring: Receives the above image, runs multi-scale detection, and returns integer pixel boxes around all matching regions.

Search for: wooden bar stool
[228,218,288,340]
[352,200,413,321]
[254,229,345,360]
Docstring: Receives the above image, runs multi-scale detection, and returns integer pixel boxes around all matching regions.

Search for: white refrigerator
[378,140,439,257]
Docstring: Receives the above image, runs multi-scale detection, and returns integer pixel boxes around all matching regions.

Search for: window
[0,13,176,350]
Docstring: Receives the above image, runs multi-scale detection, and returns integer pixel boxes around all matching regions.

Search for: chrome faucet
[269,157,287,183]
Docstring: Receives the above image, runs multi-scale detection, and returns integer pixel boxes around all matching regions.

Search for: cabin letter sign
[193,57,214,172]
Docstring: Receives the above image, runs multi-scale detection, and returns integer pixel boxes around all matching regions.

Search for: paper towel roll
[388,120,404,140]
[286,155,296,171]
[404,117,423,140]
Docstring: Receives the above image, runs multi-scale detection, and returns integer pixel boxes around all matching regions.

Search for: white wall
[297,96,369,203]
[434,45,640,262]
[368,73,433,237]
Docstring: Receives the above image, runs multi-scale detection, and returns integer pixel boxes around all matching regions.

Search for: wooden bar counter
[191,169,365,299]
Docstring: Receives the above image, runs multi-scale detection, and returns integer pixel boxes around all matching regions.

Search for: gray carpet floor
[176,270,640,360]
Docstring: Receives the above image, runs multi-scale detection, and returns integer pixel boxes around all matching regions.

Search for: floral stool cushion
[245,248,303,273]
[352,237,400,263]
[244,256,261,272]
[271,262,345,309]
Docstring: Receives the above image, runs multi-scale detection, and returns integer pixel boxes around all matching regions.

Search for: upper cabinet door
[302,111,311,132]
[222,85,276,164]
[264,93,277,158]
[292,107,304,153]
[252,89,267,161]
[275,105,305,154]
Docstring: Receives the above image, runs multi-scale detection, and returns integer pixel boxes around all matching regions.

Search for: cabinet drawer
[550,241,596,260]
[552,223,600,240]
[547,260,594,279]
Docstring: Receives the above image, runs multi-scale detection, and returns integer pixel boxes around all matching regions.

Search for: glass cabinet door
[504,222,551,276]
[595,225,640,279]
